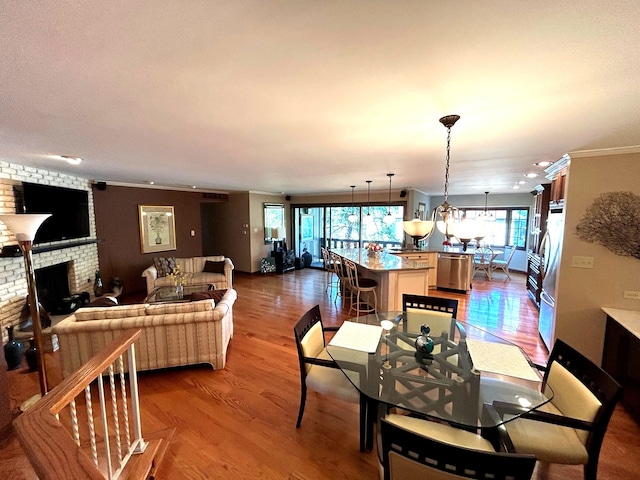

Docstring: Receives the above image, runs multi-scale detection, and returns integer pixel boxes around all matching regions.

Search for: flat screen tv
[14,183,90,244]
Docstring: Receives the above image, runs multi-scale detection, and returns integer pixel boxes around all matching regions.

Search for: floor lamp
[0,214,51,397]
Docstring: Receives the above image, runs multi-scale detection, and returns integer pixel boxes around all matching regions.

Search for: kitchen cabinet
[391,251,438,288]
[602,311,640,425]
[545,154,570,209]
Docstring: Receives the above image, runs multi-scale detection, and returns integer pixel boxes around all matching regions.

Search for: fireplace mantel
[0,239,102,258]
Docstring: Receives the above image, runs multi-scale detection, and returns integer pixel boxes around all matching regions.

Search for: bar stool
[330,251,349,304]
[321,247,338,296]
[343,258,378,317]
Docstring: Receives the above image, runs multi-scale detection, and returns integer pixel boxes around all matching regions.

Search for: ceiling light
[53,155,82,165]
[512,185,521,189]
[383,173,395,225]
[518,180,527,185]
[524,173,539,178]
[534,161,553,167]
[475,191,496,241]
[348,185,358,223]
[430,115,485,250]
[363,180,374,225]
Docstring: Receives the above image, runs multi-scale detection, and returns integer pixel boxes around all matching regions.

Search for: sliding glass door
[293,204,405,268]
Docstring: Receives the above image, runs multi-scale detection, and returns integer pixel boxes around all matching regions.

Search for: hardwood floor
[2,269,639,479]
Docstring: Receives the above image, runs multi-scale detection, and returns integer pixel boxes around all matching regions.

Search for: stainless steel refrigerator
[538,210,564,350]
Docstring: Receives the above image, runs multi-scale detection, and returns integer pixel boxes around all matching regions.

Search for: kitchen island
[330,248,434,311]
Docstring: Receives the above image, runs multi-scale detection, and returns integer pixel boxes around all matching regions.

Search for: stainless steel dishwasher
[437,253,472,293]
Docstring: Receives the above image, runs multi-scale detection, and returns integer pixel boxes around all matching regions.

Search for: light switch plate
[571,256,594,268]
[624,290,640,300]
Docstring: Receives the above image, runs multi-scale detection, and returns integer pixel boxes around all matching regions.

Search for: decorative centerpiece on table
[168,265,186,295]
[366,243,383,258]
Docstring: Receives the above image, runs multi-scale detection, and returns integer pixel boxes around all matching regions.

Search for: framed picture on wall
[139,205,177,253]
[418,202,426,221]
[301,214,313,242]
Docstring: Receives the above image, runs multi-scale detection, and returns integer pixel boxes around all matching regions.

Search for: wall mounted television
[13,182,90,244]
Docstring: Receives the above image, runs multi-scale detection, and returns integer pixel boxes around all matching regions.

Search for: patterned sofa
[142,255,234,294]
[52,288,237,378]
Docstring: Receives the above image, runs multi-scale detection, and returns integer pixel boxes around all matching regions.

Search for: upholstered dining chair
[473,246,494,280]
[490,245,516,280]
[380,414,536,480]
[492,339,622,480]
[293,305,368,450]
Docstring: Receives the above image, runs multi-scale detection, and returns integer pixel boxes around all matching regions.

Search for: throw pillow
[86,296,119,308]
[153,257,176,277]
[203,260,226,274]
[191,289,227,303]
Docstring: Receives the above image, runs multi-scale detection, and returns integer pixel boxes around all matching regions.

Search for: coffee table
[144,283,214,303]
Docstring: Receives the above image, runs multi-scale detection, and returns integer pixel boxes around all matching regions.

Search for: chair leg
[296,383,307,428]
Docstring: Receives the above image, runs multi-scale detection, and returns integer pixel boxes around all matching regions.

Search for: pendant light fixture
[433,114,462,239]
[348,185,358,222]
[383,173,395,225]
[430,115,485,251]
[475,191,496,242]
[363,180,374,225]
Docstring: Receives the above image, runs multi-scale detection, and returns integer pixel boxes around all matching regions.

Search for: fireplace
[35,263,71,313]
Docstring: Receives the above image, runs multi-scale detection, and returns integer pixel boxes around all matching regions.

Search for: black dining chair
[380,414,536,480]
[293,305,368,451]
[401,293,459,337]
[492,339,622,480]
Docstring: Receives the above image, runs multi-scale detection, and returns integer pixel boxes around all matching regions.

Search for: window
[462,208,529,249]
[264,203,285,242]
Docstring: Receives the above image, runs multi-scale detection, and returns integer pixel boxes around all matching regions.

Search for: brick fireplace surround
[0,161,99,345]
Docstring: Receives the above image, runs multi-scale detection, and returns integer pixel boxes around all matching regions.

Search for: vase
[94,270,103,297]
[25,338,38,372]
[4,325,23,371]
[175,283,184,297]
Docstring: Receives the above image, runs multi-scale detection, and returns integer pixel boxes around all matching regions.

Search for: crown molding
[569,145,640,158]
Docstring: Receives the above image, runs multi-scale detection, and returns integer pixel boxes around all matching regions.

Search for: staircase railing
[13,329,148,480]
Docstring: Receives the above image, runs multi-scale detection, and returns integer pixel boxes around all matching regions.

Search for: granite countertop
[602,307,640,339]
[388,247,476,256]
[331,248,434,272]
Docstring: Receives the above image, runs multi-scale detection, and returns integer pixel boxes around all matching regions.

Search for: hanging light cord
[366,180,372,214]
[443,125,452,202]
[387,174,393,213]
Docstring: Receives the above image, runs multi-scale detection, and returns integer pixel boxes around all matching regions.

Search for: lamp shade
[0,214,51,242]
[402,219,434,238]
[275,227,285,239]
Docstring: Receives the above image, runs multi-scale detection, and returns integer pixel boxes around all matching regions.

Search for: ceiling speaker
[95,181,107,191]
[400,189,407,198]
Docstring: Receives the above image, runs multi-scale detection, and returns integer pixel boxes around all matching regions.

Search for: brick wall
[0,161,99,343]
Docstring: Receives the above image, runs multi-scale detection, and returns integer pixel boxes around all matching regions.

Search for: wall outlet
[624,290,640,300]
[571,255,595,269]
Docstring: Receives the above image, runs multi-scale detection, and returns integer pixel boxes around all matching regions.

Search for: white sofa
[52,288,237,378]
[142,256,234,294]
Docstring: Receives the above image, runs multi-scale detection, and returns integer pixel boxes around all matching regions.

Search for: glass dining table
[326,311,552,451]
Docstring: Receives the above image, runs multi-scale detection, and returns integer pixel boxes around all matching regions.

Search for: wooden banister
[13,329,146,480]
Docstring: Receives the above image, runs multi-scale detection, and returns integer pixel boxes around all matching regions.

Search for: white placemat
[466,339,541,382]
[328,321,383,353]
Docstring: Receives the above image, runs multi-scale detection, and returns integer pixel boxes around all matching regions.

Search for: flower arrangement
[367,243,383,252]
[168,265,186,287]
[442,240,452,247]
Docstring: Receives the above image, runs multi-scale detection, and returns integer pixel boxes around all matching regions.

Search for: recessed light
[534,161,553,167]
[524,173,539,178]
[511,185,521,189]
[518,180,527,185]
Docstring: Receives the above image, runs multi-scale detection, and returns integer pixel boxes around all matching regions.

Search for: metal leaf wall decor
[575,191,640,260]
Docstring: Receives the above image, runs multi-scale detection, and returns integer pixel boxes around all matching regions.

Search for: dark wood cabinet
[271,250,295,274]
[526,184,550,309]
[602,316,640,425]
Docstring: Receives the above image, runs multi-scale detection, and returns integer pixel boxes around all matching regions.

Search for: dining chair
[492,339,623,480]
[490,245,516,280]
[401,293,458,337]
[380,414,536,480]
[343,258,378,317]
[473,246,494,280]
[293,305,368,450]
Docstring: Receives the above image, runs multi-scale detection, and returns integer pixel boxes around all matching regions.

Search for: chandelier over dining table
[403,114,488,251]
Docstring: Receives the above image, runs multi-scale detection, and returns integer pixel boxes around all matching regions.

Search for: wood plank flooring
[2,269,640,479]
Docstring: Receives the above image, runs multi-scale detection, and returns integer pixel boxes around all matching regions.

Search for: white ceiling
[1,1,639,196]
